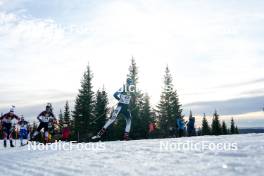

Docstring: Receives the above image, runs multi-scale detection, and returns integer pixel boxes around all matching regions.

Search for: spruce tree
[230,118,236,134]
[139,94,154,139]
[157,66,182,137]
[93,88,109,136]
[235,126,239,134]
[104,58,143,140]
[64,101,71,126]
[72,65,95,141]
[221,121,228,135]
[127,58,144,139]
[211,110,222,135]
[201,113,210,135]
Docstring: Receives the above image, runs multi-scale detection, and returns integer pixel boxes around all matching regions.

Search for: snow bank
[0,134,263,176]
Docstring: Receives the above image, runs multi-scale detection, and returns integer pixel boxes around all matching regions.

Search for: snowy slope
[0,134,264,176]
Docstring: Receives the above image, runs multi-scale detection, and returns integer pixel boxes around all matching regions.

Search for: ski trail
[0,134,263,176]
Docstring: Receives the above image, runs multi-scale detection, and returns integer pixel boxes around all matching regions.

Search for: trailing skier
[0,106,20,147]
[18,115,30,146]
[187,116,196,137]
[31,103,57,144]
[92,78,134,141]
[176,118,186,138]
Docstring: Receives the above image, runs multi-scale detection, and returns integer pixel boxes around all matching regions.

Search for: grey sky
[0,0,264,126]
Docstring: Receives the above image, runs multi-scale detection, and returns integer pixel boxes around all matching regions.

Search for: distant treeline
[197,112,239,136]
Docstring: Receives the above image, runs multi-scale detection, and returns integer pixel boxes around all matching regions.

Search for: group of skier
[175,116,196,137]
[0,77,196,147]
[0,103,57,147]
[0,78,135,147]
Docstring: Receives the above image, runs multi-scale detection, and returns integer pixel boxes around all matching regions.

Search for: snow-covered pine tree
[157,66,182,138]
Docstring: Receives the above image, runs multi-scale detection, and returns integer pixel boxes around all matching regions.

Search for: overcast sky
[0,0,263,127]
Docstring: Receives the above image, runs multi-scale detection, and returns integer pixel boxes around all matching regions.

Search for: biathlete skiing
[18,115,30,146]
[92,78,134,141]
[31,103,57,144]
[0,106,20,147]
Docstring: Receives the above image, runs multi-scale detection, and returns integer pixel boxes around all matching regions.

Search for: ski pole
[89,104,117,125]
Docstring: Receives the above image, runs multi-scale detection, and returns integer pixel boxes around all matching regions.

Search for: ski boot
[4,140,7,148]
[10,140,15,147]
[123,132,130,141]
[91,128,106,141]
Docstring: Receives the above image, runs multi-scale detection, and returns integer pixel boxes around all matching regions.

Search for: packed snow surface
[0,134,264,176]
